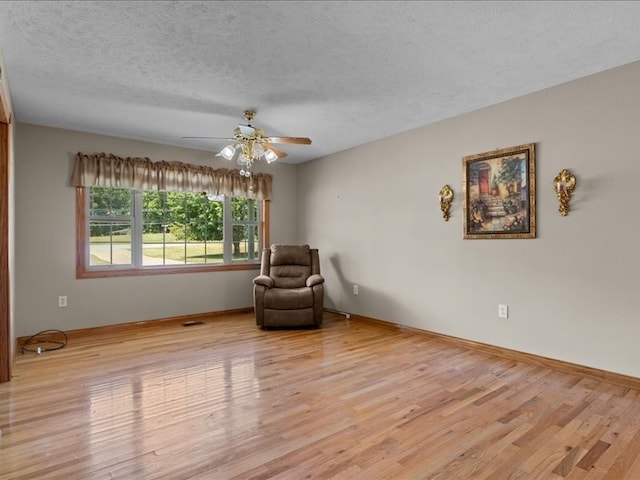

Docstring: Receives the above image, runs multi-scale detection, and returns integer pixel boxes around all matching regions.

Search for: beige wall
[298,61,640,378]
[13,125,298,337]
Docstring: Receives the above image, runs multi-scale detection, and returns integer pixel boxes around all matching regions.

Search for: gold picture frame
[462,143,536,239]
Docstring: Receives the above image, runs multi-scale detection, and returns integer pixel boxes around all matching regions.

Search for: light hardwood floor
[2,311,640,479]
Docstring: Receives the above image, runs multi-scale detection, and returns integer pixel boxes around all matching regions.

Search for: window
[76,186,268,278]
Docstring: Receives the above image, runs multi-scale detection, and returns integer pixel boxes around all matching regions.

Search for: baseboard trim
[325,309,640,390]
[16,307,254,347]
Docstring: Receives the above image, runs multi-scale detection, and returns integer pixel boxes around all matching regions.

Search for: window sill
[77,262,260,279]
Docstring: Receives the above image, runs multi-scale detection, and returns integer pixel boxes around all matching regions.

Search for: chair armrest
[253,275,275,288]
[306,274,325,287]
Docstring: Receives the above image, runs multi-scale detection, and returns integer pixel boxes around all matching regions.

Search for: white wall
[298,61,640,378]
[14,125,298,337]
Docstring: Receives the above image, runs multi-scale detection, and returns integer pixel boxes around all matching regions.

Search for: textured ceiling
[1,1,640,164]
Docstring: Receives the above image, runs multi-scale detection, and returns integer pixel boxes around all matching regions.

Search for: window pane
[199,195,224,264]
[142,191,170,266]
[82,186,262,275]
[232,225,259,261]
[232,196,258,262]
[89,221,132,265]
[203,240,225,264]
[142,191,166,232]
[90,187,131,217]
[140,191,225,266]
[232,197,250,222]
[185,237,203,264]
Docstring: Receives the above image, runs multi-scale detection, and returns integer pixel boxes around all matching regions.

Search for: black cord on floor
[21,329,68,354]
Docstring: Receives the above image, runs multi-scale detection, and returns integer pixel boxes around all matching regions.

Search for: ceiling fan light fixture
[251,143,265,158]
[217,144,237,161]
[264,149,278,164]
[190,111,311,176]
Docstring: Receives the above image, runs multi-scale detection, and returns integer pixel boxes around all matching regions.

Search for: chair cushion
[270,244,311,266]
[264,287,313,310]
[270,265,311,288]
[269,245,312,288]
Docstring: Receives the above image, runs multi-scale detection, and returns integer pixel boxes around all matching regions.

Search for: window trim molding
[76,187,269,279]
[0,110,11,383]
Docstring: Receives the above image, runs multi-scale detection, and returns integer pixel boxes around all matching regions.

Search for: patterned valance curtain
[70,152,273,200]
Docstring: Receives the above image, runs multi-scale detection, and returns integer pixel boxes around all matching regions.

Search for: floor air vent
[182,321,205,327]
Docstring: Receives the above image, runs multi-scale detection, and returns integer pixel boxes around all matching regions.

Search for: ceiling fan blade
[263,143,288,159]
[182,136,236,141]
[266,136,312,145]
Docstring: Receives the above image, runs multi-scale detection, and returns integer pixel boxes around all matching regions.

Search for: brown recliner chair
[253,244,325,329]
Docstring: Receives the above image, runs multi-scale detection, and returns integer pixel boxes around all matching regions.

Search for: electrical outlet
[353,284,359,295]
[498,304,508,319]
[58,296,67,308]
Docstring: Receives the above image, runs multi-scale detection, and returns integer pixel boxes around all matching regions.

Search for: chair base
[261,324,319,331]
[259,307,321,329]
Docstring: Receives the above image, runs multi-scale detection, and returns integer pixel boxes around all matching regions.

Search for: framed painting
[462,143,536,239]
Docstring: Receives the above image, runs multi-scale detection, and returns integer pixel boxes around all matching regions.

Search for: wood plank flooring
[2,311,640,479]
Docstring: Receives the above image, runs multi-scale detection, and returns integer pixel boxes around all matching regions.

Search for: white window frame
[76,187,268,278]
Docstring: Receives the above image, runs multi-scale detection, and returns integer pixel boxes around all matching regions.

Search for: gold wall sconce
[439,184,454,221]
[553,169,576,216]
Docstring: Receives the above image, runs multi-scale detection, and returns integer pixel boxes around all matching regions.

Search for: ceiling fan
[183,110,312,177]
